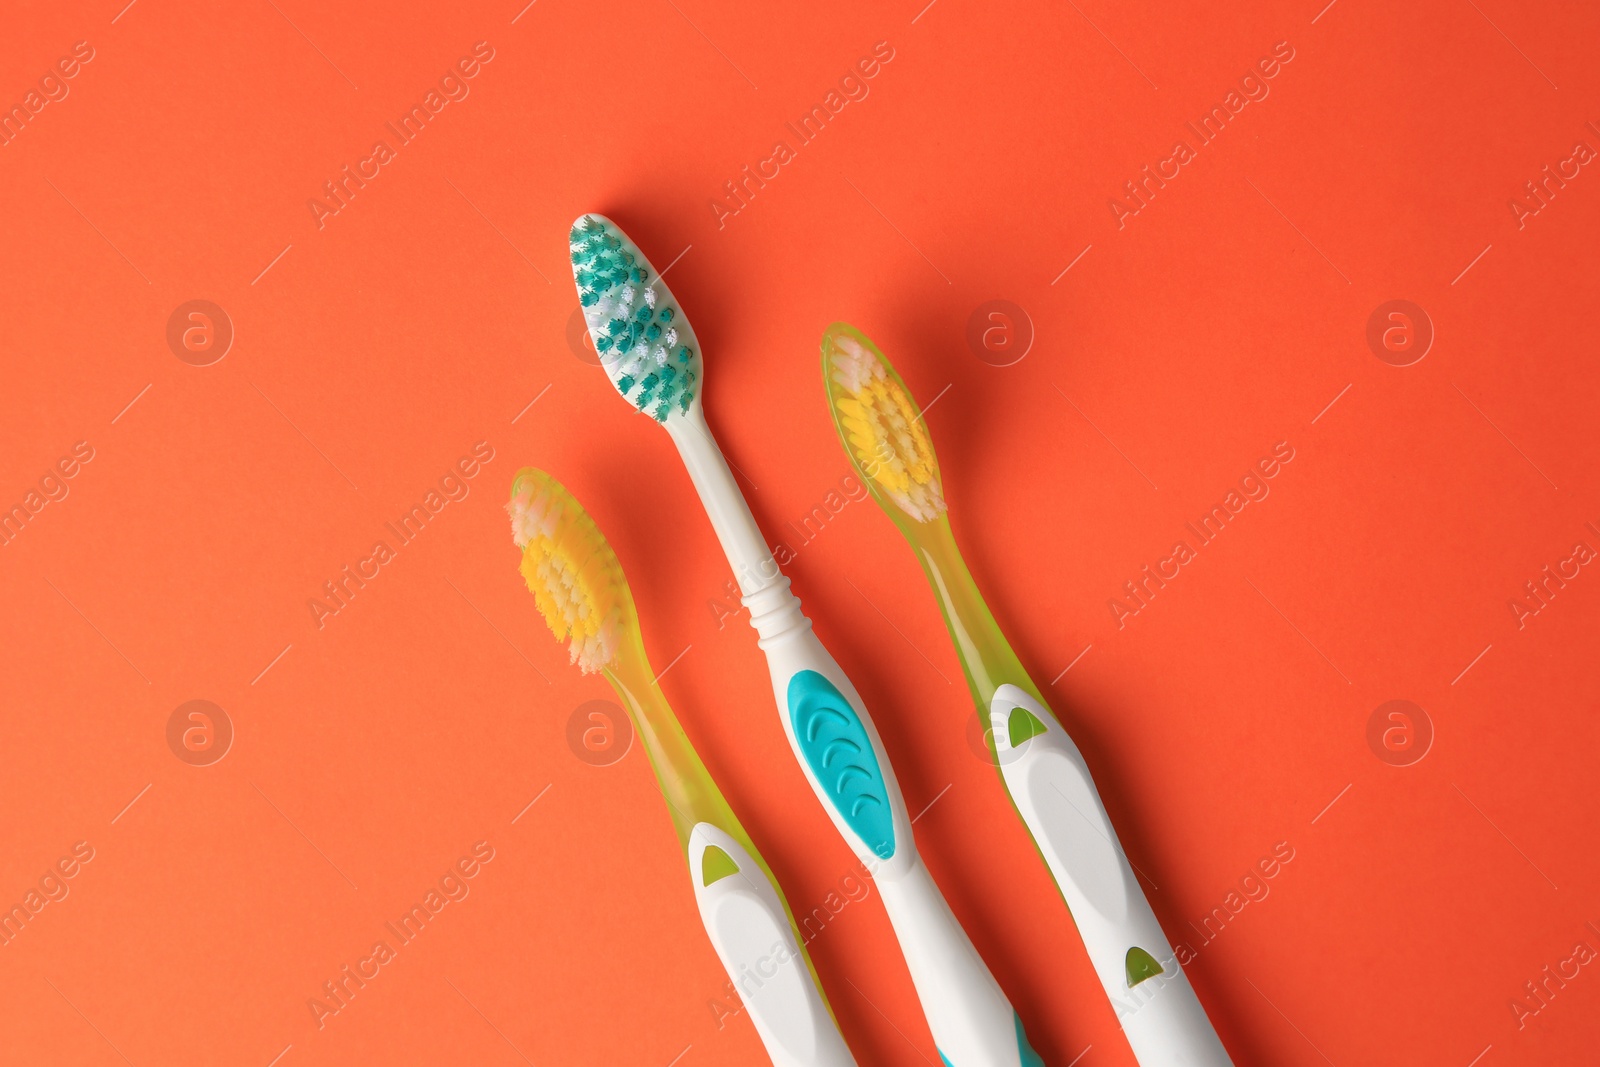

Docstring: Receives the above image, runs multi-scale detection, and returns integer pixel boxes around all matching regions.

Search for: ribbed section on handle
[744,576,812,647]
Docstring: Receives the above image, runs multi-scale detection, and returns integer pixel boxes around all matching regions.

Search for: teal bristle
[568,214,702,421]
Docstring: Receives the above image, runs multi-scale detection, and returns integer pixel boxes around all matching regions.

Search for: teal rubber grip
[787,670,895,859]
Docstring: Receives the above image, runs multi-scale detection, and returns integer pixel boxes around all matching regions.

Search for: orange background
[2,0,1598,1064]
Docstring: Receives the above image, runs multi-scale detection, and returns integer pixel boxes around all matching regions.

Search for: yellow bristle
[825,331,946,523]
[506,470,632,674]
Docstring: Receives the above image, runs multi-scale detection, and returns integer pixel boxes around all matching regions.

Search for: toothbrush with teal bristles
[820,323,1234,1066]
[506,468,857,1067]
[568,215,1044,1067]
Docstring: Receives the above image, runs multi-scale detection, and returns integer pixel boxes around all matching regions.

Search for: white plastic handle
[874,850,1033,1065]
[751,610,1035,1067]
[991,685,1233,1066]
[667,414,1039,1066]
[689,824,857,1067]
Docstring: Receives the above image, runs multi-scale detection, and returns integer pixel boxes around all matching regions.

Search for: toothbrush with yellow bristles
[821,324,1234,1066]
[506,468,857,1067]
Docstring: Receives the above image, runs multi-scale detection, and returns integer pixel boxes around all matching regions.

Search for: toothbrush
[569,215,1044,1067]
[820,323,1234,1066]
[506,468,857,1067]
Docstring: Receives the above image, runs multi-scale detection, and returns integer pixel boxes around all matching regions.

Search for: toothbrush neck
[667,410,788,597]
[915,519,1042,711]
[743,575,812,648]
[605,657,722,848]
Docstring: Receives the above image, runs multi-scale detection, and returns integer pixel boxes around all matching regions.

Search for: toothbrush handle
[991,685,1233,1066]
[667,416,1040,1063]
[668,411,781,596]
[607,663,855,1065]
[689,824,858,1067]
[874,851,1040,1066]
[756,609,1039,1067]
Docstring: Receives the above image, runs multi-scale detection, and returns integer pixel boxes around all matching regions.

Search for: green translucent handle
[905,515,1045,720]
[602,636,742,851]
[602,635,844,1032]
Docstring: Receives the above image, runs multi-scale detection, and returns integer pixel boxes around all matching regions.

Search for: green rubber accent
[1007,705,1048,748]
[1126,945,1166,987]
[1016,1013,1046,1067]
[700,844,740,886]
[787,670,895,860]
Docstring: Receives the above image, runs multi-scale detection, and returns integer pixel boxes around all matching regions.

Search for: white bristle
[829,335,876,393]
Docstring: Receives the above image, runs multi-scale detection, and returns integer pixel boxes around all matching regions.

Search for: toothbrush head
[506,468,636,674]
[569,214,702,422]
[821,322,947,524]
